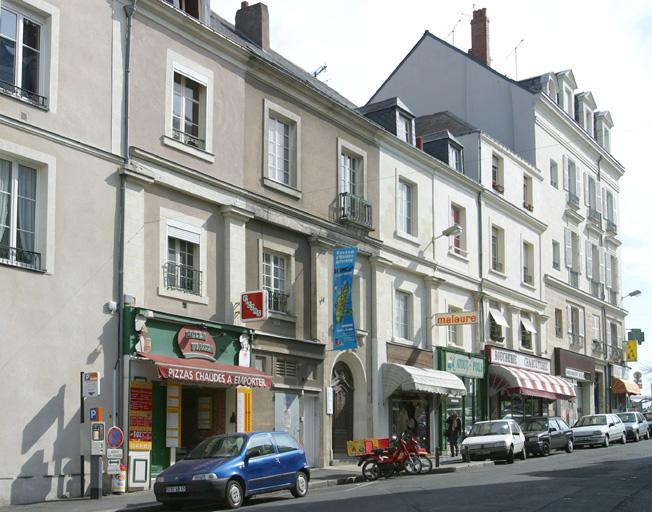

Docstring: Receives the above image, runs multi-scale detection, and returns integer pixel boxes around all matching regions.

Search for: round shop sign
[177,326,216,361]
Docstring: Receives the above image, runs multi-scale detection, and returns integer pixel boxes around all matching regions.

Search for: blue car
[154,431,310,509]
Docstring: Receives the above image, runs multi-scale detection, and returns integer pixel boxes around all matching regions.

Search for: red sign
[177,326,216,361]
[129,381,152,450]
[157,362,272,388]
[106,426,124,449]
[241,290,268,322]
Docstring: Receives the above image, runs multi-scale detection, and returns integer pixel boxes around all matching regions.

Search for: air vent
[275,358,297,378]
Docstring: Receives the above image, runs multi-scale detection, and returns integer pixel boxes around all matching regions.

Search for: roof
[416,111,478,138]
[359,97,415,117]
[208,13,358,110]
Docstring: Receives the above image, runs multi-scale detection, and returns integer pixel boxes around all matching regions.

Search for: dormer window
[595,111,613,153]
[396,113,412,144]
[448,144,463,172]
[564,88,573,117]
[164,0,200,19]
[584,108,593,137]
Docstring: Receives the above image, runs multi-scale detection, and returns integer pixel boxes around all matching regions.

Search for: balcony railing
[569,334,583,348]
[491,260,503,273]
[588,207,602,226]
[609,289,618,306]
[0,80,48,109]
[492,181,504,194]
[592,339,604,354]
[606,220,618,234]
[569,270,579,289]
[172,129,206,150]
[0,245,43,271]
[608,344,623,363]
[590,280,604,299]
[163,262,202,295]
[523,201,534,212]
[337,192,372,228]
[267,290,289,313]
[567,192,580,208]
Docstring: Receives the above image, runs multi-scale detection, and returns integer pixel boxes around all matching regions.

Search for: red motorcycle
[359,433,422,480]
[405,433,433,474]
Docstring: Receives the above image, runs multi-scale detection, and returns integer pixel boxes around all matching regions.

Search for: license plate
[474,449,489,455]
[166,485,186,493]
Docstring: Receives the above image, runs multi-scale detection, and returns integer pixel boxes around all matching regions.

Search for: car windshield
[186,434,246,460]
[617,413,637,423]
[575,415,607,427]
[468,421,510,436]
[521,420,548,432]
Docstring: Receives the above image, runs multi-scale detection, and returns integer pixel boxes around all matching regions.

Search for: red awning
[136,352,272,388]
[489,364,576,401]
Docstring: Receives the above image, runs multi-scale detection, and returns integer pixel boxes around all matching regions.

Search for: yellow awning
[611,377,640,395]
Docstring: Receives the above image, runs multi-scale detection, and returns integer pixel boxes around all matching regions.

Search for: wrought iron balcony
[491,260,503,273]
[590,280,604,299]
[606,220,618,234]
[163,262,202,295]
[523,201,534,212]
[569,334,583,348]
[567,192,580,208]
[267,290,289,313]
[608,344,623,363]
[592,339,604,354]
[588,207,602,226]
[569,270,579,289]
[172,129,206,150]
[0,80,48,109]
[337,192,372,229]
[0,245,43,271]
[492,181,504,194]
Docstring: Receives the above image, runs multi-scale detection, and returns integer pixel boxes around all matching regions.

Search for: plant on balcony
[492,181,504,194]
[523,201,534,212]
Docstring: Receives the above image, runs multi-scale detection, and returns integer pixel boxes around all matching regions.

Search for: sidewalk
[0,456,491,512]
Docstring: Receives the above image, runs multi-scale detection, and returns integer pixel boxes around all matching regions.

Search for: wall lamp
[622,290,642,299]
[434,224,463,240]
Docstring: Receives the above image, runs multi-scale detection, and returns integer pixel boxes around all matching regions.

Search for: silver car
[617,412,650,442]
[572,414,626,447]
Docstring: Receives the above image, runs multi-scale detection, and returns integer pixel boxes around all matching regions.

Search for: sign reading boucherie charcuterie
[157,363,272,388]
[434,311,478,326]
[177,326,216,361]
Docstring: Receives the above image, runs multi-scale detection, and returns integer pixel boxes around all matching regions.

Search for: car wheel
[224,479,243,509]
[603,435,609,448]
[507,446,514,464]
[519,447,527,461]
[633,431,640,442]
[419,455,433,474]
[461,450,470,463]
[565,439,574,454]
[362,460,380,481]
[620,433,627,445]
[646,431,650,441]
[541,442,550,457]
[290,471,309,498]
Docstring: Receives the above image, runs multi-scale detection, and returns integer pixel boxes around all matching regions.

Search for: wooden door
[332,362,354,454]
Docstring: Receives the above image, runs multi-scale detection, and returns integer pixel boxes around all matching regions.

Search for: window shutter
[575,166,582,202]
[613,195,619,226]
[577,236,583,274]
[617,324,622,343]
[583,172,590,206]
[564,228,572,268]
[562,155,569,191]
[596,183,602,213]
[566,305,572,334]
[578,309,585,338]
[599,250,606,284]
[585,240,593,279]
[606,321,611,346]
[606,252,612,288]
[602,187,608,220]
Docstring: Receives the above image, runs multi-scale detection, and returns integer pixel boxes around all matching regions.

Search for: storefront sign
[445,352,484,378]
[166,384,181,448]
[241,290,268,322]
[565,368,589,381]
[486,346,550,374]
[332,247,357,351]
[434,312,478,326]
[177,326,216,361]
[129,381,153,451]
[157,362,272,387]
[611,364,630,380]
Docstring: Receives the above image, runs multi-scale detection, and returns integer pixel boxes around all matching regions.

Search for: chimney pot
[468,8,491,67]
[241,1,248,8]
[235,2,270,51]
[416,136,424,151]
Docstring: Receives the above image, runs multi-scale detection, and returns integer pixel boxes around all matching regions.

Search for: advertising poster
[129,381,153,450]
[333,247,357,351]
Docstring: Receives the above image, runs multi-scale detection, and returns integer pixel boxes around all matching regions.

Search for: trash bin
[111,464,127,494]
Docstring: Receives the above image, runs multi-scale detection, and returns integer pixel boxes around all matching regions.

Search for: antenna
[506,39,525,79]
[312,64,327,78]
[447,19,461,45]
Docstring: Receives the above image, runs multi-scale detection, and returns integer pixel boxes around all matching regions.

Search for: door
[303,395,320,467]
[272,432,305,486]
[274,392,300,440]
[548,419,563,449]
[332,362,354,454]
[243,433,283,492]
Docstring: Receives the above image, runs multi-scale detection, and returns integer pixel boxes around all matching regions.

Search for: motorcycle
[405,433,433,474]
[358,433,422,481]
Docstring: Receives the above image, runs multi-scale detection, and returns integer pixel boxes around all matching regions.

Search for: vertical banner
[236,387,246,432]
[166,384,181,448]
[128,381,153,450]
[625,340,638,362]
[333,247,357,351]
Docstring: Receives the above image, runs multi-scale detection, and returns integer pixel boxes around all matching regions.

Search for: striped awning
[489,364,576,401]
[612,377,641,396]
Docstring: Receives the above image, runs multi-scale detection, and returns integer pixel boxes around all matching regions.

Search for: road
[150,440,652,512]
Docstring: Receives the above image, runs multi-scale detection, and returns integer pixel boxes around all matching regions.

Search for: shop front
[436,348,486,445]
[123,307,273,488]
[486,345,575,422]
[610,364,640,412]
[554,348,596,425]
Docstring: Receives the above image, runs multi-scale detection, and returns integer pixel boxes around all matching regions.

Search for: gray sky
[211,0,652,394]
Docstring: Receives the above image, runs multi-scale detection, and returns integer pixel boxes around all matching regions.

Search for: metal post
[79,372,85,497]
[90,455,102,499]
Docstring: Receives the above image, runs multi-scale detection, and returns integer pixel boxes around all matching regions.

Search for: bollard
[435,446,440,467]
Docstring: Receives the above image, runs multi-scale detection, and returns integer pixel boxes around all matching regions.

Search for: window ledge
[519,345,535,353]
[0,259,47,274]
[0,88,49,111]
[391,336,423,348]
[488,267,507,279]
[263,177,302,199]
[447,249,469,262]
[157,286,210,305]
[162,135,215,163]
[394,230,420,246]
[521,280,536,290]
[268,310,298,323]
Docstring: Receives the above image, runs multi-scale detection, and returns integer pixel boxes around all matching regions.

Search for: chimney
[416,136,424,151]
[235,2,270,51]
[468,8,491,67]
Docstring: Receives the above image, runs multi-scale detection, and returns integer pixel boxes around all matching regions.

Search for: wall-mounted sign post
[241,290,269,322]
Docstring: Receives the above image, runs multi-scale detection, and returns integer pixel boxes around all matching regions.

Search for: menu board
[129,381,153,451]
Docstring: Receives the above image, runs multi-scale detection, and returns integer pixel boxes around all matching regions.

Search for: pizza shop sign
[157,364,271,388]
[177,326,216,361]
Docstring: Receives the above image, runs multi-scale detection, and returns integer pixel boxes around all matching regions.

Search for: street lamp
[622,290,642,299]
[434,224,463,240]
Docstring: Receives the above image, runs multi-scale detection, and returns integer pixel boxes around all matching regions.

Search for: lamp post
[622,289,642,300]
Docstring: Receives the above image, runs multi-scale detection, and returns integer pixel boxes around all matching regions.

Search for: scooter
[358,433,422,481]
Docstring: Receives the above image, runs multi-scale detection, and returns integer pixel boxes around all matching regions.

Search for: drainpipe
[476,135,485,354]
[596,154,610,413]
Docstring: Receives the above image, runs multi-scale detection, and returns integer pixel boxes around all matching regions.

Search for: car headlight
[592,430,603,436]
[156,475,166,483]
[490,441,506,448]
[192,473,218,481]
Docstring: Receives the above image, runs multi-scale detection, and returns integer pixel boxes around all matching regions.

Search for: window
[272,432,300,453]
[564,87,573,116]
[165,221,201,295]
[522,241,534,285]
[164,0,199,18]
[489,303,507,342]
[567,305,585,347]
[263,252,288,313]
[0,4,46,107]
[564,228,581,281]
[550,160,558,189]
[263,100,301,195]
[450,204,466,256]
[340,152,361,196]
[246,434,275,458]
[396,113,412,143]
[492,154,504,193]
[397,179,414,235]
[604,189,617,232]
[592,314,601,343]
[491,225,504,273]
[554,309,563,338]
[172,72,205,150]
[448,144,463,172]
[447,306,461,345]
[268,116,290,185]
[253,355,266,373]
[394,291,410,340]
[275,358,297,378]
[584,173,601,219]
[0,158,40,270]
[520,312,535,350]
[522,174,533,211]
[584,107,593,137]
[552,240,560,270]
[563,157,580,205]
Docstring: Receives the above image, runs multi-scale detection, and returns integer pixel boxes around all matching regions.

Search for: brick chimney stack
[235,1,270,51]
[468,8,491,67]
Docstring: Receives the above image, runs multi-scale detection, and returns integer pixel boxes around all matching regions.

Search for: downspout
[476,134,486,422]
[597,154,609,413]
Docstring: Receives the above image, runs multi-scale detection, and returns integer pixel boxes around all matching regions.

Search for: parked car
[461,420,527,463]
[521,416,574,456]
[617,412,650,442]
[643,411,652,423]
[154,432,310,509]
[572,414,626,447]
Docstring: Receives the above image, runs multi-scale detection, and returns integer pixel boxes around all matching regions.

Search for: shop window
[275,358,297,378]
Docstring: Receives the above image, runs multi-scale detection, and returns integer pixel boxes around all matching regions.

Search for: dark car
[617,412,650,442]
[521,417,574,456]
[154,432,309,509]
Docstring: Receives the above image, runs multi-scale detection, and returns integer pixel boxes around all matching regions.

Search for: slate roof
[415,111,478,138]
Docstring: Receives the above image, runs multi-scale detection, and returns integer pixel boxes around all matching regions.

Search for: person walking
[445,410,462,457]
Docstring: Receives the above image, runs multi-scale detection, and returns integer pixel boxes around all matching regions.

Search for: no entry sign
[106,426,124,449]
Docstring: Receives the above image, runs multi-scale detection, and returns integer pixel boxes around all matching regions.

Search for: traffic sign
[89,407,103,422]
[107,448,123,459]
[83,372,101,398]
[106,426,124,449]
[107,460,121,475]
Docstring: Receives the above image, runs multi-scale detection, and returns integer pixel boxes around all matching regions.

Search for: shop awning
[520,317,537,334]
[135,352,273,388]
[488,364,575,401]
[382,363,466,400]
[489,308,509,327]
[611,377,641,396]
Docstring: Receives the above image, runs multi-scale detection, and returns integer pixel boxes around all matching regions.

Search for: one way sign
[83,372,101,398]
